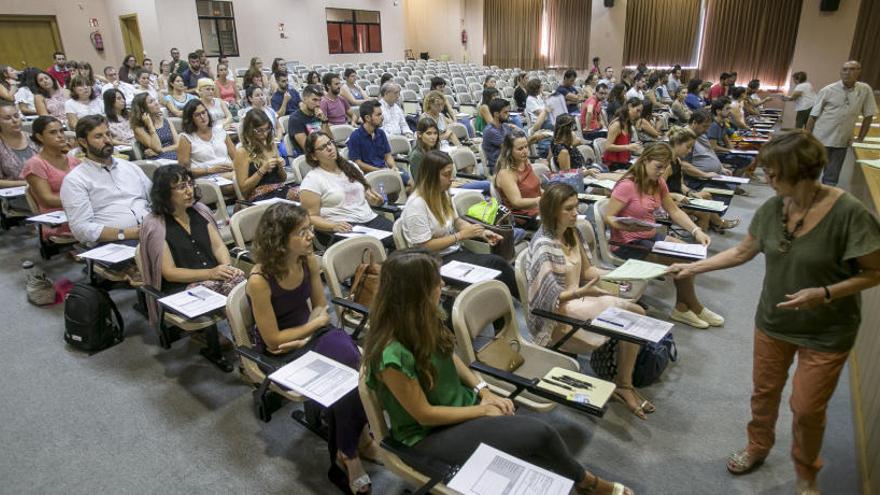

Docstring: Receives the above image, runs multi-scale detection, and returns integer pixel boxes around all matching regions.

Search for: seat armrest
[456,172,485,181]
[331,297,369,316]
[236,345,285,373]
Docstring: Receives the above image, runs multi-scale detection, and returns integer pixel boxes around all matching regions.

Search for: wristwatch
[117,229,125,241]
[473,380,489,396]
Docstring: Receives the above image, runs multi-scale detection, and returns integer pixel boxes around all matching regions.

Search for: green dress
[749,192,880,352]
[366,340,477,446]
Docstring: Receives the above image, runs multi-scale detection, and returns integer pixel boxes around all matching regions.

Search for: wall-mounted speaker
[820,0,840,12]
[604,0,614,7]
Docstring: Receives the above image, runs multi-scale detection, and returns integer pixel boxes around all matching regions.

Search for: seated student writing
[233,110,299,203]
[603,143,723,329]
[364,249,635,495]
[246,203,377,494]
[131,93,178,160]
[525,183,653,419]
[400,150,518,298]
[494,133,542,230]
[299,131,393,248]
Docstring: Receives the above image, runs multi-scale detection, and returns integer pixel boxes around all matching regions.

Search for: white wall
[2,0,122,68]
[589,0,627,74]
[403,0,483,64]
[789,0,861,90]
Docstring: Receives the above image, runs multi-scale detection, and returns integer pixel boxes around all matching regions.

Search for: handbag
[466,197,502,225]
[589,333,678,387]
[477,337,524,372]
[349,248,381,307]
[463,216,516,262]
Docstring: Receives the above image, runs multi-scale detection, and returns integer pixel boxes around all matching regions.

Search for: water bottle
[378,183,387,204]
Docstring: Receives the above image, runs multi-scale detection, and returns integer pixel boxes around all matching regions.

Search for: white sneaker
[795,478,821,495]
[670,308,710,329]
[698,307,725,326]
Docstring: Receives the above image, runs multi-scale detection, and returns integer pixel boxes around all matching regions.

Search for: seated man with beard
[61,115,152,245]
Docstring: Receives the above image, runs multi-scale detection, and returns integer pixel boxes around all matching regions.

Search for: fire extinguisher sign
[89,18,99,29]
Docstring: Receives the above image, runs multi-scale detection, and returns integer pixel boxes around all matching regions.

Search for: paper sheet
[652,241,707,260]
[685,198,727,212]
[857,159,880,170]
[0,186,27,198]
[711,175,749,184]
[578,193,606,202]
[268,351,359,407]
[441,260,501,284]
[158,285,227,319]
[612,216,661,228]
[449,187,471,196]
[852,142,880,151]
[447,443,573,495]
[862,137,880,143]
[591,306,673,344]
[584,178,617,190]
[154,158,177,166]
[337,225,393,240]
[602,259,668,281]
[728,149,758,155]
[26,211,68,225]
[253,197,299,206]
[199,175,233,187]
[78,243,136,264]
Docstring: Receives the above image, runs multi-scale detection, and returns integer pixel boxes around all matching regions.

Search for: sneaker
[670,308,710,329]
[698,307,725,326]
[795,478,821,495]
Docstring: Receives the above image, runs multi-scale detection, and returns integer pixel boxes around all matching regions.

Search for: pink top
[43,91,68,121]
[319,94,351,125]
[216,79,237,104]
[610,178,669,246]
[20,154,80,212]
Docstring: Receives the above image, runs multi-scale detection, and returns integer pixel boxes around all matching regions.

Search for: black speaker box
[604,0,614,7]
[820,0,840,12]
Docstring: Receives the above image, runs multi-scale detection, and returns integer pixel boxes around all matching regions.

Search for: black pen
[541,378,572,390]
[595,317,625,328]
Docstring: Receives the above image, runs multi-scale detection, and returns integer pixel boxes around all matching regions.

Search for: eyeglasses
[253,126,271,135]
[315,141,335,152]
[171,180,195,191]
[295,225,315,238]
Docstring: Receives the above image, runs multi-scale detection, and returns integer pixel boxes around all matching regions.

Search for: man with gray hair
[378,82,413,138]
[806,60,876,186]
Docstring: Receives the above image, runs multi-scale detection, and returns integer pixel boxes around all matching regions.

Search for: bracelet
[691,227,702,237]
[823,286,832,303]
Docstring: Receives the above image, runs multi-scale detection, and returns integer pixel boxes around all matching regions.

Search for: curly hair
[181,99,212,134]
[128,92,155,130]
[251,203,309,280]
[303,131,368,189]
[150,165,200,217]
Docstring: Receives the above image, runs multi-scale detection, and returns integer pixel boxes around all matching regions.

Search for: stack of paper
[686,198,727,212]
[712,175,749,184]
[268,351,359,407]
[602,259,668,281]
[448,443,573,495]
[0,186,27,198]
[441,260,501,284]
[853,142,880,151]
[199,175,233,187]
[337,225,392,240]
[158,285,227,318]
[78,243,136,264]
[591,307,673,343]
[612,216,661,228]
[27,211,68,225]
[652,241,707,259]
[857,159,880,170]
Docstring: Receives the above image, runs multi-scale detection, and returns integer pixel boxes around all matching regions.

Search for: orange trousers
[746,329,850,481]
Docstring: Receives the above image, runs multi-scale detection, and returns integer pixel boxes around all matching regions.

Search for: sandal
[612,386,648,420]
[631,389,656,414]
[578,473,634,495]
[710,218,740,233]
[726,449,766,475]
[336,452,372,494]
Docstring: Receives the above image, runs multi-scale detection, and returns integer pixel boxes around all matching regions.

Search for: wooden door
[0,16,63,69]
[119,15,144,63]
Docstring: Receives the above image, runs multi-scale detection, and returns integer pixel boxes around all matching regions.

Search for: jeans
[821,147,848,186]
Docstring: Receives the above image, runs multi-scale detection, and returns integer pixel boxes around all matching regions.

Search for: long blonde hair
[415,150,455,224]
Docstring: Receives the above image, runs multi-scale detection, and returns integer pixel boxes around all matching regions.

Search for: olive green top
[749,192,880,352]
[366,340,477,446]
[407,146,426,185]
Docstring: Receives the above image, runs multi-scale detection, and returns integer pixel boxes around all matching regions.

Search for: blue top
[481,122,515,172]
[555,84,579,113]
[270,88,302,116]
[181,69,210,89]
[685,93,704,110]
[347,126,391,167]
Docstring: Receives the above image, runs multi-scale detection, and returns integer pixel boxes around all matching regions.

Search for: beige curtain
[850,0,880,90]
[483,0,543,69]
[545,0,592,69]
[699,0,802,88]
[623,0,701,67]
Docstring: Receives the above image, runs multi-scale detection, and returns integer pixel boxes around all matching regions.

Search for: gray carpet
[0,179,859,494]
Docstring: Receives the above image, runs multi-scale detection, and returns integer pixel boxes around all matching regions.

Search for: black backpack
[64,283,124,352]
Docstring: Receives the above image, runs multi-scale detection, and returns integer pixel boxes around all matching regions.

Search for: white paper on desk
[578,193,605,202]
[612,216,661,228]
[711,175,749,184]
[199,175,233,187]
[158,285,227,318]
[686,198,727,211]
[441,260,501,284]
[852,142,880,151]
[448,443,573,495]
[253,197,298,206]
[652,241,707,260]
[591,307,673,344]
[857,159,880,170]
[26,211,68,225]
[153,158,177,166]
[78,243,136,264]
[449,187,470,196]
[0,186,27,198]
[337,225,392,240]
[728,149,758,155]
[864,137,880,143]
[268,351,358,407]
[584,178,617,190]
[602,259,668,281]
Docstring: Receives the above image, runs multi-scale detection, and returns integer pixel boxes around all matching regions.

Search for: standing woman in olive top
[494,133,542,230]
[130,93,179,160]
[669,130,880,494]
[21,116,79,238]
[363,249,635,495]
[246,203,377,494]
[233,110,299,202]
[33,70,68,121]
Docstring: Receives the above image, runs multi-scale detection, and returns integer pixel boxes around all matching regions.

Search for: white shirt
[379,99,412,137]
[810,81,877,148]
[300,166,377,224]
[64,98,104,119]
[101,81,137,106]
[625,87,644,101]
[525,95,546,122]
[181,128,229,169]
[134,86,158,101]
[401,191,459,255]
[792,82,817,112]
[14,87,34,110]
[60,157,152,243]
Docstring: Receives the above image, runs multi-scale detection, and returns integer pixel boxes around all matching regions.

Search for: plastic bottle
[378,183,387,204]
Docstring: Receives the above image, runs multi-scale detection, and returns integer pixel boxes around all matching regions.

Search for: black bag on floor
[64,282,124,352]
[590,333,678,387]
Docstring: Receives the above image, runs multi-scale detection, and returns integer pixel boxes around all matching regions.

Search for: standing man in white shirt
[378,83,413,138]
[806,60,877,186]
[61,115,152,245]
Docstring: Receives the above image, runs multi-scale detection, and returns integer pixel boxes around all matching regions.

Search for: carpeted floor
[0,178,859,494]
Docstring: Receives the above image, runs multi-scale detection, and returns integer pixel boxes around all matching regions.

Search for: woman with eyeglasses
[233,110,298,202]
[241,85,282,142]
[299,131,392,248]
[246,202,378,494]
[668,130,880,494]
[177,100,235,182]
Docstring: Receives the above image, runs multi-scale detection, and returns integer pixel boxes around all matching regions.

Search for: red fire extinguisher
[461,30,468,45]
[90,31,104,52]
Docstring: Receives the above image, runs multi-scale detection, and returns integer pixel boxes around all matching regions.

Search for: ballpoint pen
[595,317,625,328]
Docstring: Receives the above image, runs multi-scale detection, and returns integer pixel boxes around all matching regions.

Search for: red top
[580,96,603,131]
[46,66,70,88]
[707,83,726,101]
[498,162,541,217]
[602,127,630,166]
[216,79,237,104]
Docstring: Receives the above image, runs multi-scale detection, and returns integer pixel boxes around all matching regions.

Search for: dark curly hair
[150,165,200,217]
[252,203,309,279]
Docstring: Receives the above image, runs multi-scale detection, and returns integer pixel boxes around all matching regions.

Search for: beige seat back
[225,281,264,384]
[321,235,386,307]
[330,124,356,144]
[391,218,410,250]
[289,155,306,183]
[295,155,313,182]
[593,198,624,266]
[230,202,271,249]
[451,189,483,219]
[388,134,411,156]
[366,169,406,204]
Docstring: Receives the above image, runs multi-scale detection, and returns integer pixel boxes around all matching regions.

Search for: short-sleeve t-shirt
[347,126,391,168]
[610,178,669,245]
[707,121,729,146]
[555,84,579,113]
[288,108,324,154]
[366,340,477,446]
[401,191,460,255]
[749,193,880,352]
[319,95,350,125]
[299,166,377,224]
